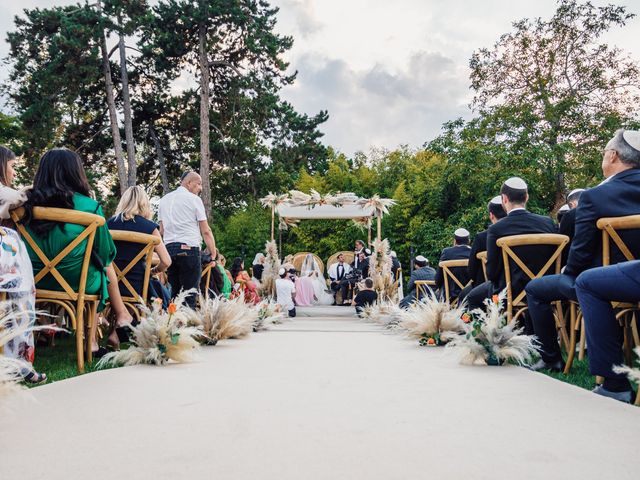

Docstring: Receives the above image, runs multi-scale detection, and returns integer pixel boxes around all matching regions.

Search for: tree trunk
[198,1,212,219]
[98,2,127,194]
[118,14,136,187]
[149,124,170,195]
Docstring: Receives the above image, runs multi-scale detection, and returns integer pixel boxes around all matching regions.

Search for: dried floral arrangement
[398,295,467,346]
[260,240,281,298]
[613,347,640,395]
[361,300,403,328]
[193,293,256,341]
[447,292,539,365]
[368,238,398,302]
[254,300,285,332]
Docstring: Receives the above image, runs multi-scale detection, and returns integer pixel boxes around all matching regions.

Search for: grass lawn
[30,333,598,390]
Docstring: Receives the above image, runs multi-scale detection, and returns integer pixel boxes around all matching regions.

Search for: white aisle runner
[2,316,639,480]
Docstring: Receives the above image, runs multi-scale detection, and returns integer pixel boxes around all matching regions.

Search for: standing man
[354,239,365,270]
[158,171,217,308]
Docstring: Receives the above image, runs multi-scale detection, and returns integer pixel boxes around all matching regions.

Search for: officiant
[328,253,352,305]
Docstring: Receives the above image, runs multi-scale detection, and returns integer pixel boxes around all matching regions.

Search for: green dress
[218,264,232,299]
[24,193,116,311]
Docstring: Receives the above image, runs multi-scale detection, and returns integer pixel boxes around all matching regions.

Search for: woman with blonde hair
[107,185,172,313]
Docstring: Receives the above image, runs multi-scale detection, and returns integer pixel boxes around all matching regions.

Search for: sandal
[23,371,47,385]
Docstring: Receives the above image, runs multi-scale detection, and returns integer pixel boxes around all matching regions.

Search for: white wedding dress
[300,254,334,306]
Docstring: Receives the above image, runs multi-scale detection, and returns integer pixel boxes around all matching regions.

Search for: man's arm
[199,220,217,256]
[434,251,445,289]
[159,220,164,237]
[406,272,416,293]
[467,236,480,282]
[564,191,598,277]
[485,227,500,283]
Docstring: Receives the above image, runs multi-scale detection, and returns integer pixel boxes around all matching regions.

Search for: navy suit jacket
[486,209,557,296]
[564,169,640,277]
[468,229,488,286]
[435,245,471,298]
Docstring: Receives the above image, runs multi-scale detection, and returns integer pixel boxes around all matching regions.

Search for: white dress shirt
[158,186,207,247]
[276,278,296,311]
[328,262,352,281]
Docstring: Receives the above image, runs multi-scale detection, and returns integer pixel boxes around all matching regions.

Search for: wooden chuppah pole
[376,210,382,241]
[271,205,275,241]
[367,218,372,245]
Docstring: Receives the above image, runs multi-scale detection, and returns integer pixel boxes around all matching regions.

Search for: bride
[300,254,334,305]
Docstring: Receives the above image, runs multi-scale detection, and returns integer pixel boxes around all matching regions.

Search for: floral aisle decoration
[447,292,539,365]
[191,293,257,341]
[0,305,38,396]
[398,295,467,346]
[613,347,640,395]
[368,238,397,301]
[361,300,403,328]
[97,293,202,367]
[253,301,285,332]
[260,240,281,298]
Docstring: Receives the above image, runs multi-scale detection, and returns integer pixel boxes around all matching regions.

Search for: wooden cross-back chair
[597,216,640,365]
[415,280,436,302]
[108,230,160,321]
[201,262,215,299]
[495,233,570,350]
[476,251,488,282]
[438,259,470,305]
[326,251,355,271]
[11,207,105,373]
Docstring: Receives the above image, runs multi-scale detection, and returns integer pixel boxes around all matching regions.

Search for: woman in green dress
[23,148,132,355]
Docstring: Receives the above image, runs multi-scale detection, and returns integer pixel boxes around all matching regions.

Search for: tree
[470,0,640,207]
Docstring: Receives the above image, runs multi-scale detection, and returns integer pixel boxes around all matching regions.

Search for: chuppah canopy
[276,204,376,220]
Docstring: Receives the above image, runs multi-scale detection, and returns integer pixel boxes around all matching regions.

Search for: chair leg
[578,317,586,361]
[624,316,633,367]
[76,298,85,373]
[563,303,577,374]
[635,390,640,407]
[554,301,570,353]
[85,302,99,364]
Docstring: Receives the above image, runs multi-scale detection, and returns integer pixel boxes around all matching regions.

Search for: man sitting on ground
[352,278,378,316]
[526,129,640,374]
[400,255,436,309]
[276,267,297,318]
[435,228,472,302]
[465,177,556,314]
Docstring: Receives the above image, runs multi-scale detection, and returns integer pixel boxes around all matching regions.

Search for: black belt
[166,242,200,251]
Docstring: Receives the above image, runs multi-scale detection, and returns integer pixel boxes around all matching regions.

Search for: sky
[1,0,639,155]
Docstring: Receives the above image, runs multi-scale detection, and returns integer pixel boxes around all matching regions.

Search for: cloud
[282,51,471,155]
[279,0,322,38]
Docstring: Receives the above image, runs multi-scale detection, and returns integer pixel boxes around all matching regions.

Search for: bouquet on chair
[97,291,202,367]
[447,291,539,365]
[397,294,467,345]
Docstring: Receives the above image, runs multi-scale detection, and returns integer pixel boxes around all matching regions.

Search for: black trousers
[166,243,202,309]
[465,281,493,311]
[331,280,350,303]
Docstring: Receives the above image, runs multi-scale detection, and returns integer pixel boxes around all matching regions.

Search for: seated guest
[461,196,506,303]
[328,253,352,305]
[575,260,640,403]
[201,256,224,298]
[275,267,296,317]
[556,204,570,225]
[107,186,172,304]
[390,250,401,280]
[465,177,556,314]
[294,272,315,307]
[229,257,261,304]
[252,253,265,284]
[435,228,472,302]
[399,255,436,309]
[352,277,378,316]
[559,188,584,264]
[217,254,232,299]
[526,129,640,371]
[22,148,133,355]
[0,145,46,383]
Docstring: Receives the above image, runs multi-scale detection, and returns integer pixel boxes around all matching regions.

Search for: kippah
[454,228,469,238]
[504,177,527,190]
[390,250,397,257]
[490,195,502,205]
[623,130,640,151]
[568,188,584,197]
[415,255,427,262]
[278,267,286,275]
[364,248,372,255]
[558,204,570,212]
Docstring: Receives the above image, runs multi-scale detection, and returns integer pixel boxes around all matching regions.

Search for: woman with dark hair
[23,148,132,355]
[229,257,260,304]
[0,145,47,383]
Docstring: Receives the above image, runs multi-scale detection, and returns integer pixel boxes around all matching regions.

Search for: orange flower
[426,337,436,346]
[167,303,177,314]
[492,295,499,304]
[461,313,471,324]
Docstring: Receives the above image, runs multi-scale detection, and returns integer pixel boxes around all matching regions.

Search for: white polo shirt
[157,186,207,247]
[276,278,296,311]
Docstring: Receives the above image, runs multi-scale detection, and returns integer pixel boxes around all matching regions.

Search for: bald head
[181,171,203,195]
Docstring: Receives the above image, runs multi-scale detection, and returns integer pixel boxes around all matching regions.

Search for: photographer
[352,278,378,316]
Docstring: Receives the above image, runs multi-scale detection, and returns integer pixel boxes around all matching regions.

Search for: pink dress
[295,276,315,307]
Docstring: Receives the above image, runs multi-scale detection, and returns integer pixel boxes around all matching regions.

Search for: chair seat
[36,289,100,302]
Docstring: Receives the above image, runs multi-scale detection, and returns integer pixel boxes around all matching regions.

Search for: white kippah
[415,255,427,262]
[623,130,640,151]
[490,195,502,205]
[278,267,286,275]
[364,248,372,255]
[504,177,527,190]
[454,228,470,238]
[390,250,397,257]
[568,188,584,197]
[558,204,570,212]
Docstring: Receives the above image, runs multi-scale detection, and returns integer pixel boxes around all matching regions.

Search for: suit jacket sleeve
[407,272,417,293]
[486,228,501,284]
[467,237,480,283]
[564,191,597,277]
[434,251,445,289]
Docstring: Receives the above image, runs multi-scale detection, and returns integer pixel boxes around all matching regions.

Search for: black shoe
[92,346,110,359]
[528,358,564,373]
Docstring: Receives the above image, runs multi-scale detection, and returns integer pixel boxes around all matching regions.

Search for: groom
[328,253,352,305]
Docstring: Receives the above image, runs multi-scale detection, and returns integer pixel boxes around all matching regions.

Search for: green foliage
[214,202,271,261]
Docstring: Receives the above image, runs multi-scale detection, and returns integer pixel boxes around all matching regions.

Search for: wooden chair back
[415,280,436,301]
[109,230,160,304]
[476,251,488,282]
[496,234,569,322]
[327,251,355,270]
[11,206,105,372]
[438,259,470,302]
[292,252,324,274]
[596,215,640,265]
